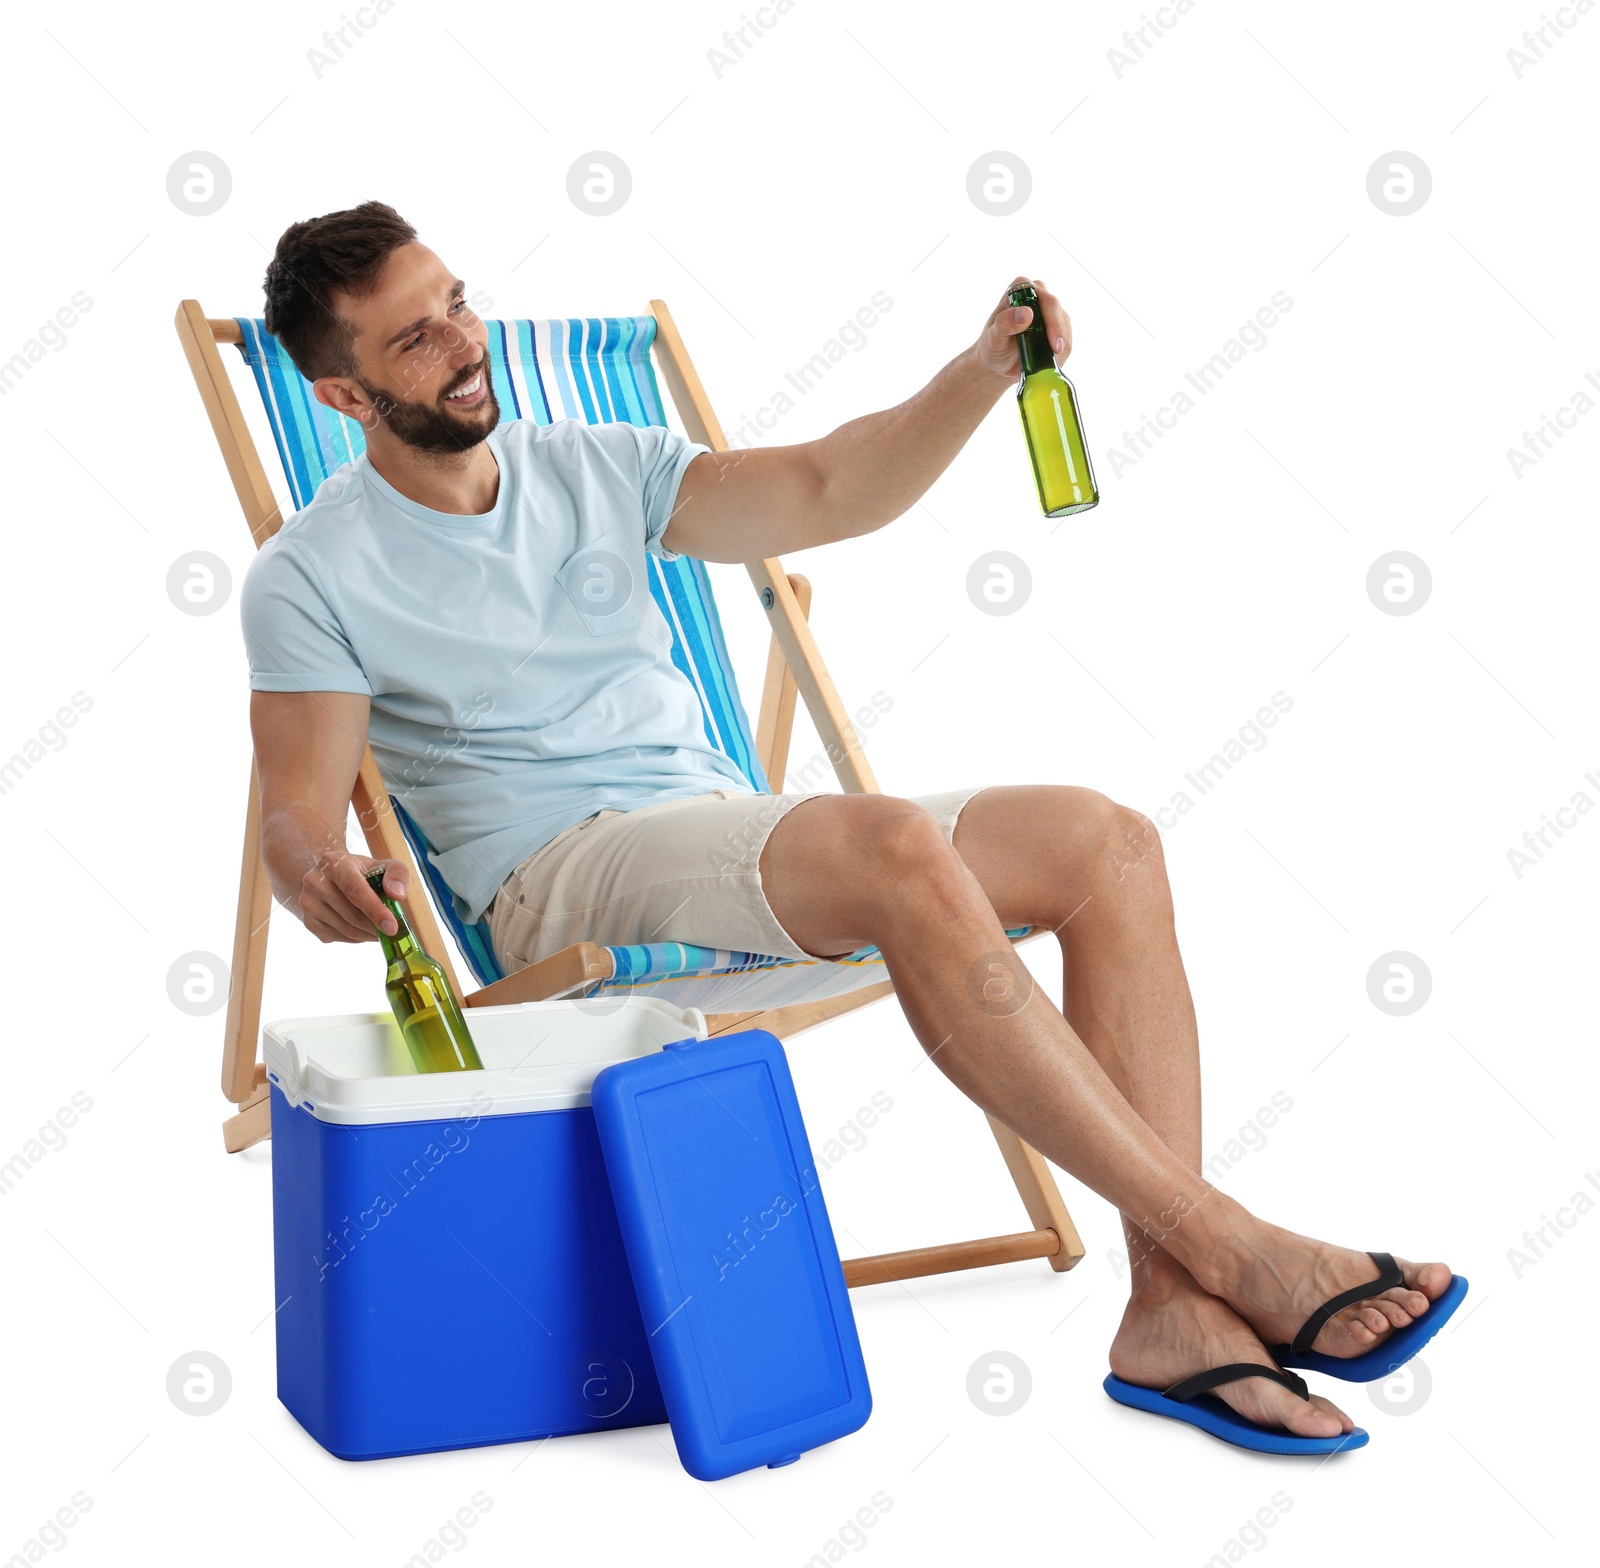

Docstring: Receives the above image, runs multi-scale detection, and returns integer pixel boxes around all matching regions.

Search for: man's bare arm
[659,276,1072,563]
[250,689,409,943]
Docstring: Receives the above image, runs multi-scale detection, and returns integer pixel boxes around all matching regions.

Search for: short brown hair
[263,201,418,379]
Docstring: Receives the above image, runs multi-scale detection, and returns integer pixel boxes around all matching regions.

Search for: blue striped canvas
[234,315,770,985]
[600,928,1035,989]
[574,923,1039,1013]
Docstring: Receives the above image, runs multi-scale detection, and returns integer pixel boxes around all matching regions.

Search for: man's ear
[312,375,379,429]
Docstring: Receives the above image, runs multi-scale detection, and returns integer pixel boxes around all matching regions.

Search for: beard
[358,359,501,455]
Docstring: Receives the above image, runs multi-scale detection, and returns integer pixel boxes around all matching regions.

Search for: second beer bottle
[365,867,484,1073]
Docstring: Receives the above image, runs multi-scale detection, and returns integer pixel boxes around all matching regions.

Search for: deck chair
[175,296,1085,1291]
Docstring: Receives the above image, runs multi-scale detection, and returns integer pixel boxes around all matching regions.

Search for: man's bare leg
[946,786,1355,1434]
[756,789,1452,1431]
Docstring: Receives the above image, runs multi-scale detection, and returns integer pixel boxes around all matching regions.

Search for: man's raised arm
[250,689,408,943]
[659,275,1072,564]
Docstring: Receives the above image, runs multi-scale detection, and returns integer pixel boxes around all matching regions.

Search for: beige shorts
[486,785,991,976]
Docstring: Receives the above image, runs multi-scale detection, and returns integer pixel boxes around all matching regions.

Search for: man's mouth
[443,369,486,407]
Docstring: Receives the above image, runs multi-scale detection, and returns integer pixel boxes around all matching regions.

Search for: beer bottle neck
[379,905,418,961]
[366,871,418,960]
[1009,287,1055,380]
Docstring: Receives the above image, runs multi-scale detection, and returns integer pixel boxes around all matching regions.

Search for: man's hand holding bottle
[297,847,411,943]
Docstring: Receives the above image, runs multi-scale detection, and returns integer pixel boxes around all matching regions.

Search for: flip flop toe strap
[1162,1362,1311,1403]
[1290,1250,1405,1355]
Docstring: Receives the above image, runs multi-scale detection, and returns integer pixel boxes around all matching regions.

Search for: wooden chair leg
[222,760,273,1105]
[986,1114,1086,1271]
[842,1230,1061,1287]
[829,1120,1087,1289]
[223,1084,271,1153]
[755,572,811,791]
[351,751,464,1003]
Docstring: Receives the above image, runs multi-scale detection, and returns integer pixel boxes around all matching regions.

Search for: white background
[1,0,1594,1563]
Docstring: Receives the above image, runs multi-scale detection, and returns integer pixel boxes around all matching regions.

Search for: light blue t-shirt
[240,419,756,926]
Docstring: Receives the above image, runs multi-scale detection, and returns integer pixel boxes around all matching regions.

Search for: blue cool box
[264,999,869,1476]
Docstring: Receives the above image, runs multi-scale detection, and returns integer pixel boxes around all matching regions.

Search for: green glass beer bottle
[1010,283,1098,518]
[364,868,484,1073]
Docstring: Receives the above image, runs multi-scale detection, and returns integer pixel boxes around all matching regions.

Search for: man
[242,202,1458,1452]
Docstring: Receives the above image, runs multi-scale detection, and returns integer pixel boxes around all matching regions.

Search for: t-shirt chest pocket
[555,530,645,636]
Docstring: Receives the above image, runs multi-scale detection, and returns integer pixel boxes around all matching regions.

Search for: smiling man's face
[325,241,499,455]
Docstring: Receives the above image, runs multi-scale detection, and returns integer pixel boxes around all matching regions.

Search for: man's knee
[789,793,958,892]
[1068,789,1169,894]
[861,795,951,858]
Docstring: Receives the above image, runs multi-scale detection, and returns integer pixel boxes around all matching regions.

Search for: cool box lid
[590,1028,871,1481]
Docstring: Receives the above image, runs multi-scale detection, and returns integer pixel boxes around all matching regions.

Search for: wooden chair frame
[175,297,1084,1290]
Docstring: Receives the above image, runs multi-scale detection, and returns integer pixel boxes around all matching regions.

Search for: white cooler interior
[263,996,709,1125]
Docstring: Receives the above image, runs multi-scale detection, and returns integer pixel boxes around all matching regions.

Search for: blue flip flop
[1271,1253,1470,1382]
[1103,1363,1369,1456]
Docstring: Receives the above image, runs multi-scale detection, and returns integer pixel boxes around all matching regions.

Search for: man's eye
[404,333,424,350]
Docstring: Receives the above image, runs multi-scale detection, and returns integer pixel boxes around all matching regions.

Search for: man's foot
[1109,1269,1355,1439]
[1203,1215,1454,1359]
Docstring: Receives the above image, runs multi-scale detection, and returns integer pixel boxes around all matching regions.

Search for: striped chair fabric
[234,314,1034,1010]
